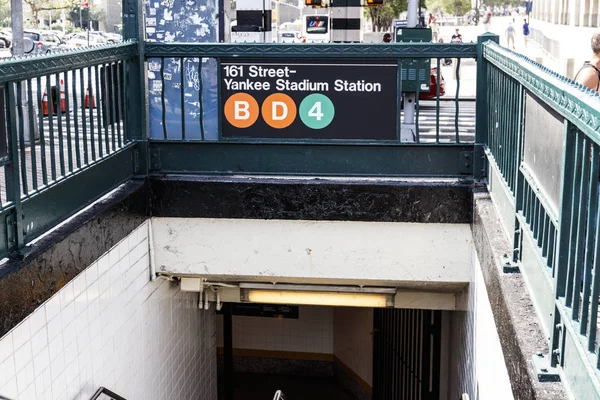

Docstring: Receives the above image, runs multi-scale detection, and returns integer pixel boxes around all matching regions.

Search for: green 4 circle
[299,94,335,129]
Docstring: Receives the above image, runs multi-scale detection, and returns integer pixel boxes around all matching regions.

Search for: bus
[302,15,330,43]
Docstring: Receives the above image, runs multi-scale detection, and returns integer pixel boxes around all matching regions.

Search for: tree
[364,0,408,32]
[23,0,75,28]
[440,0,471,16]
[0,0,10,27]
[67,4,105,29]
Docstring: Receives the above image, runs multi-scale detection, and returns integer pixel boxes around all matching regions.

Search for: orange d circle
[261,93,297,129]
[224,93,259,128]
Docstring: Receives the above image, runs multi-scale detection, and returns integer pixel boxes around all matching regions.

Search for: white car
[65,33,108,49]
[279,31,302,43]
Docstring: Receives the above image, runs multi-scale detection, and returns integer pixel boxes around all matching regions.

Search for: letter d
[272,101,288,121]
[234,101,250,120]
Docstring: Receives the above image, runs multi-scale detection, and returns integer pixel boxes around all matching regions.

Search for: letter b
[224,93,259,128]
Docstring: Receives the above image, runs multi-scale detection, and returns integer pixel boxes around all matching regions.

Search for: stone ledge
[471,190,566,399]
[149,175,472,223]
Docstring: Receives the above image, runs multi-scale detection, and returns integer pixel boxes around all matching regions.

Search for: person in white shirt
[505,23,515,49]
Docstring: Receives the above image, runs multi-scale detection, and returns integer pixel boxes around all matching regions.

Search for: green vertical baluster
[181,57,186,141]
[454,58,461,143]
[36,78,47,186]
[110,62,118,151]
[574,133,590,317]
[581,145,599,335]
[566,133,585,307]
[26,79,37,191]
[94,65,104,158]
[115,62,123,148]
[55,73,65,177]
[6,82,23,250]
[46,75,56,181]
[556,122,578,298]
[435,58,440,144]
[71,70,81,169]
[63,72,73,173]
[198,58,204,141]
[162,58,167,139]
[80,68,89,165]
[16,83,27,195]
[549,223,557,276]
[87,67,96,161]
[415,80,420,143]
[103,65,111,153]
[541,215,549,258]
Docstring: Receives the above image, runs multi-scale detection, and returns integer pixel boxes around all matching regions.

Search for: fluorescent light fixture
[246,290,392,308]
[240,283,396,308]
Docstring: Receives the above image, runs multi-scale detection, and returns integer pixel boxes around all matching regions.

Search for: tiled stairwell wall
[0,222,217,400]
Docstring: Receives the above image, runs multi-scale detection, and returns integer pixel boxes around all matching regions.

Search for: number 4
[308,101,324,121]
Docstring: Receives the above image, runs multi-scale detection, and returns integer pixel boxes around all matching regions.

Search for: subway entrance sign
[220,61,397,140]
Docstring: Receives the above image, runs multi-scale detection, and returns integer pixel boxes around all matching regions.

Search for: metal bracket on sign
[531,353,561,382]
[501,253,520,273]
[149,147,161,171]
[458,151,473,175]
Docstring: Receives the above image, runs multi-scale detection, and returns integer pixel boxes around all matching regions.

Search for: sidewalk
[439,17,562,76]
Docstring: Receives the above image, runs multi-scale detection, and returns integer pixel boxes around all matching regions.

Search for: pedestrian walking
[382,33,392,43]
[482,11,492,32]
[574,31,600,92]
[522,19,530,48]
[505,23,515,49]
[451,29,463,80]
[451,28,463,43]
[429,17,440,42]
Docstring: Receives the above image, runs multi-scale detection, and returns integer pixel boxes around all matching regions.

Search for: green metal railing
[0,43,141,258]
[144,42,479,177]
[483,40,600,398]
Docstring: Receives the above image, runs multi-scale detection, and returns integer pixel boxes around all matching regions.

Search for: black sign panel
[225,303,299,319]
[221,61,397,140]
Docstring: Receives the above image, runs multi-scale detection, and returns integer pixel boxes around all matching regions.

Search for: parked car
[420,66,446,100]
[65,33,108,48]
[279,31,302,43]
[401,66,446,107]
[20,30,64,55]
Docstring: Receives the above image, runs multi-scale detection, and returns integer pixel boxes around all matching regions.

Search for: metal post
[122,0,149,174]
[10,0,24,55]
[218,0,225,42]
[223,303,234,400]
[11,0,38,145]
[401,0,419,141]
[474,33,499,181]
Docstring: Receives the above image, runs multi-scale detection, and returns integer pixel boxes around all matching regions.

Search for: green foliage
[0,0,10,28]
[66,5,105,28]
[23,0,76,27]
[440,0,471,16]
[481,0,521,7]
[425,0,443,14]
[364,0,408,32]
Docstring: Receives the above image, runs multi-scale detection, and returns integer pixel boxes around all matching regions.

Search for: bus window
[306,16,328,34]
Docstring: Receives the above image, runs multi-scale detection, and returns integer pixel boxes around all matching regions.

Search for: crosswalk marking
[403,100,476,143]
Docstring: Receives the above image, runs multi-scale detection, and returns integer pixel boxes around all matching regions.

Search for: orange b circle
[261,93,297,129]
[224,93,259,128]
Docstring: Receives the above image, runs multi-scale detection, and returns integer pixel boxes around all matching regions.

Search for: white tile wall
[448,250,477,400]
[217,306,334,354]
[0,221,217,400]
[333,307,373,386]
